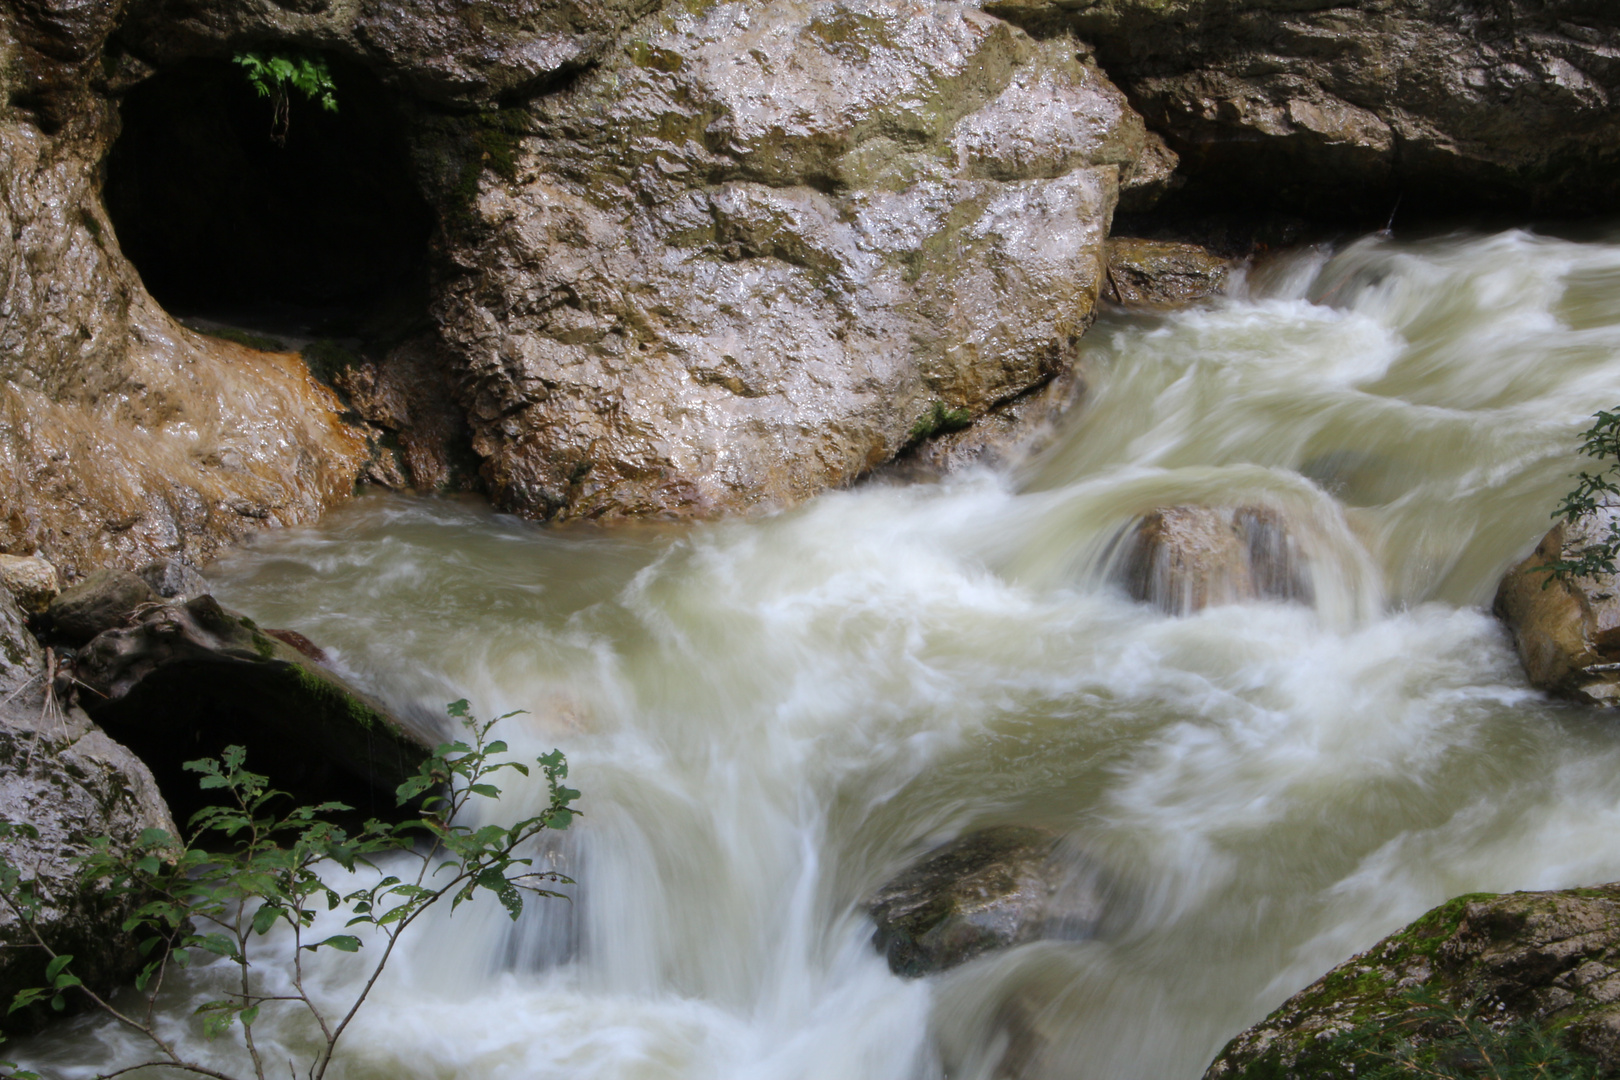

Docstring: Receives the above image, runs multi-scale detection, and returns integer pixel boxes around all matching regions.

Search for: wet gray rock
[441,2,1153,521]
[1103,238,1231,310]
[884,367,1084,481]
[69,595,432,814]
[136,556,210,601]
[1113,505,1312,615]
[45,569,159,647]
[118,0,660,108]
[1495,510,1620,706]
[0,705,176,1029]
[0,590,43,698]
[1204,885,1620,1079]
[990,0,1620,217]
[866,826,1108,977]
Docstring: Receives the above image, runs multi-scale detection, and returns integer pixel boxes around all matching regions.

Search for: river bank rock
[44,569,160,647]
[67,595,432,819]
[1113,505,1311,615]
[438,3,1155,521]
[0,556,58,617]
[1204,885,1620,1079]
[0,704,176,1031]
[1102,238,1231,310]
[1495,513,1620,705]
[989,1,1620,218]
[866,826,1108,977]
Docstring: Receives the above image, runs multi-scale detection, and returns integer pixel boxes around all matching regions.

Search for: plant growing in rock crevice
[0,701,576,1080]
[233,52,338,147]
[1542,409,1620,584]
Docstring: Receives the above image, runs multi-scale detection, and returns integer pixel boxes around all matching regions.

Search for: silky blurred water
[27,230,1620,1080]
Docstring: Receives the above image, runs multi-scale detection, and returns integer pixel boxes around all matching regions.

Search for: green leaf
[306,934,361,953]
[42,956,71,983]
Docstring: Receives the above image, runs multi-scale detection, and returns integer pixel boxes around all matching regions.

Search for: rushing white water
[28,229,1620,1080]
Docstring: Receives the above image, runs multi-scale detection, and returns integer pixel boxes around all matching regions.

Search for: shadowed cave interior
[104,55,434,336]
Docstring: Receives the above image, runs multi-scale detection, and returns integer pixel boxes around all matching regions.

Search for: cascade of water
[25,230,1620,1080]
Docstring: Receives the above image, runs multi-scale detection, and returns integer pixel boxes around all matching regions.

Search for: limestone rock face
[1495,513,1620,706]
[1103,237,1231,310]
[437,2,1150,520]
[1205,885,1620,1079]
[0,101,370,578]
[1114,505,1311,615]
[0,589,43,697]
[0,707,177,1029]
[990,0,1620,216]
[866,825,1108,977]
[118,0,660,108]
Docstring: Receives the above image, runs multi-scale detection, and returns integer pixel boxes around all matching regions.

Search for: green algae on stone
[1205,886,1620,1080]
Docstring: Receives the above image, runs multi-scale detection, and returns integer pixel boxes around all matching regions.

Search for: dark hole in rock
[104,55,433,334]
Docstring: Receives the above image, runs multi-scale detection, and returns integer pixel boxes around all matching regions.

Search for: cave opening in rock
[104,55,434,335]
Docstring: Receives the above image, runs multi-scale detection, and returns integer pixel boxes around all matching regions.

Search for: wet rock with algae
[1205,885,1620,1079]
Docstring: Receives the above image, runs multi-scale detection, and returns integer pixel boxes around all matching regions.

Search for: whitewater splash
[26,230,1620,1080]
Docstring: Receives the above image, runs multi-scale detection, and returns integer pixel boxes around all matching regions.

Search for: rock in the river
[44,569,159,647]
[68,595,432,817]
[866,826,1107,977]
[0,556,58,617]
[438,2,1157,520]
[989,0,1620,217]
[1204,885,1620,1079]
[0,706,176,1030]
[1103,238,1231,310]
[1113,505,1311,615]
[1495,512,1620,705]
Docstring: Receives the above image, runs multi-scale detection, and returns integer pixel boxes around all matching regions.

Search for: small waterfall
[25,229,1620,1080]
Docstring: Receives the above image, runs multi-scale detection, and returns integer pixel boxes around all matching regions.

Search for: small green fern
[233,51,338,146]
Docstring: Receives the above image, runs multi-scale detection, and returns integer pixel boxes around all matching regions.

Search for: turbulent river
[29,230,1620,1079]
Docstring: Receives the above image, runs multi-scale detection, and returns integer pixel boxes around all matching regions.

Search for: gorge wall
[5,0,1620,576]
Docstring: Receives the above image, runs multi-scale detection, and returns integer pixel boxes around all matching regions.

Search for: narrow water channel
[28,230,1620,1079]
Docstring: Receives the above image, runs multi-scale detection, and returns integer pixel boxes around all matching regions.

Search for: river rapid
[27,229,1620,1079]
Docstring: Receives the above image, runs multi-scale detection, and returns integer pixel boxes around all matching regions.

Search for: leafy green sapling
[0,700,577,1080]
[1542,408,1620,584]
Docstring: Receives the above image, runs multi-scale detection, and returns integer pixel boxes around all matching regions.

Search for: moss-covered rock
[1205,885,1620,1079]
[67,595,432,821]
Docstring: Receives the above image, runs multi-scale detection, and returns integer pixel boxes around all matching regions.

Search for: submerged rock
[1495,512,1620,705]
[989,0,1620,217]
[1102,238,1231,310]
[866,826,1108,977]
[68,595,432,818]
[0,706,176,1030]
[1205,885,1620,1079]
[1114,505,1311,615]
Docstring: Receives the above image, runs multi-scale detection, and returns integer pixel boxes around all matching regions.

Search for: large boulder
[866,826,1109,977]
[66,595,433,820]
[0,706,176,1031]
[436,1,1161,520]
[1112,505,1312,615]
[989,0,1620,217]
[1204,885,1620,1079]
[1495,511,1620,705]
